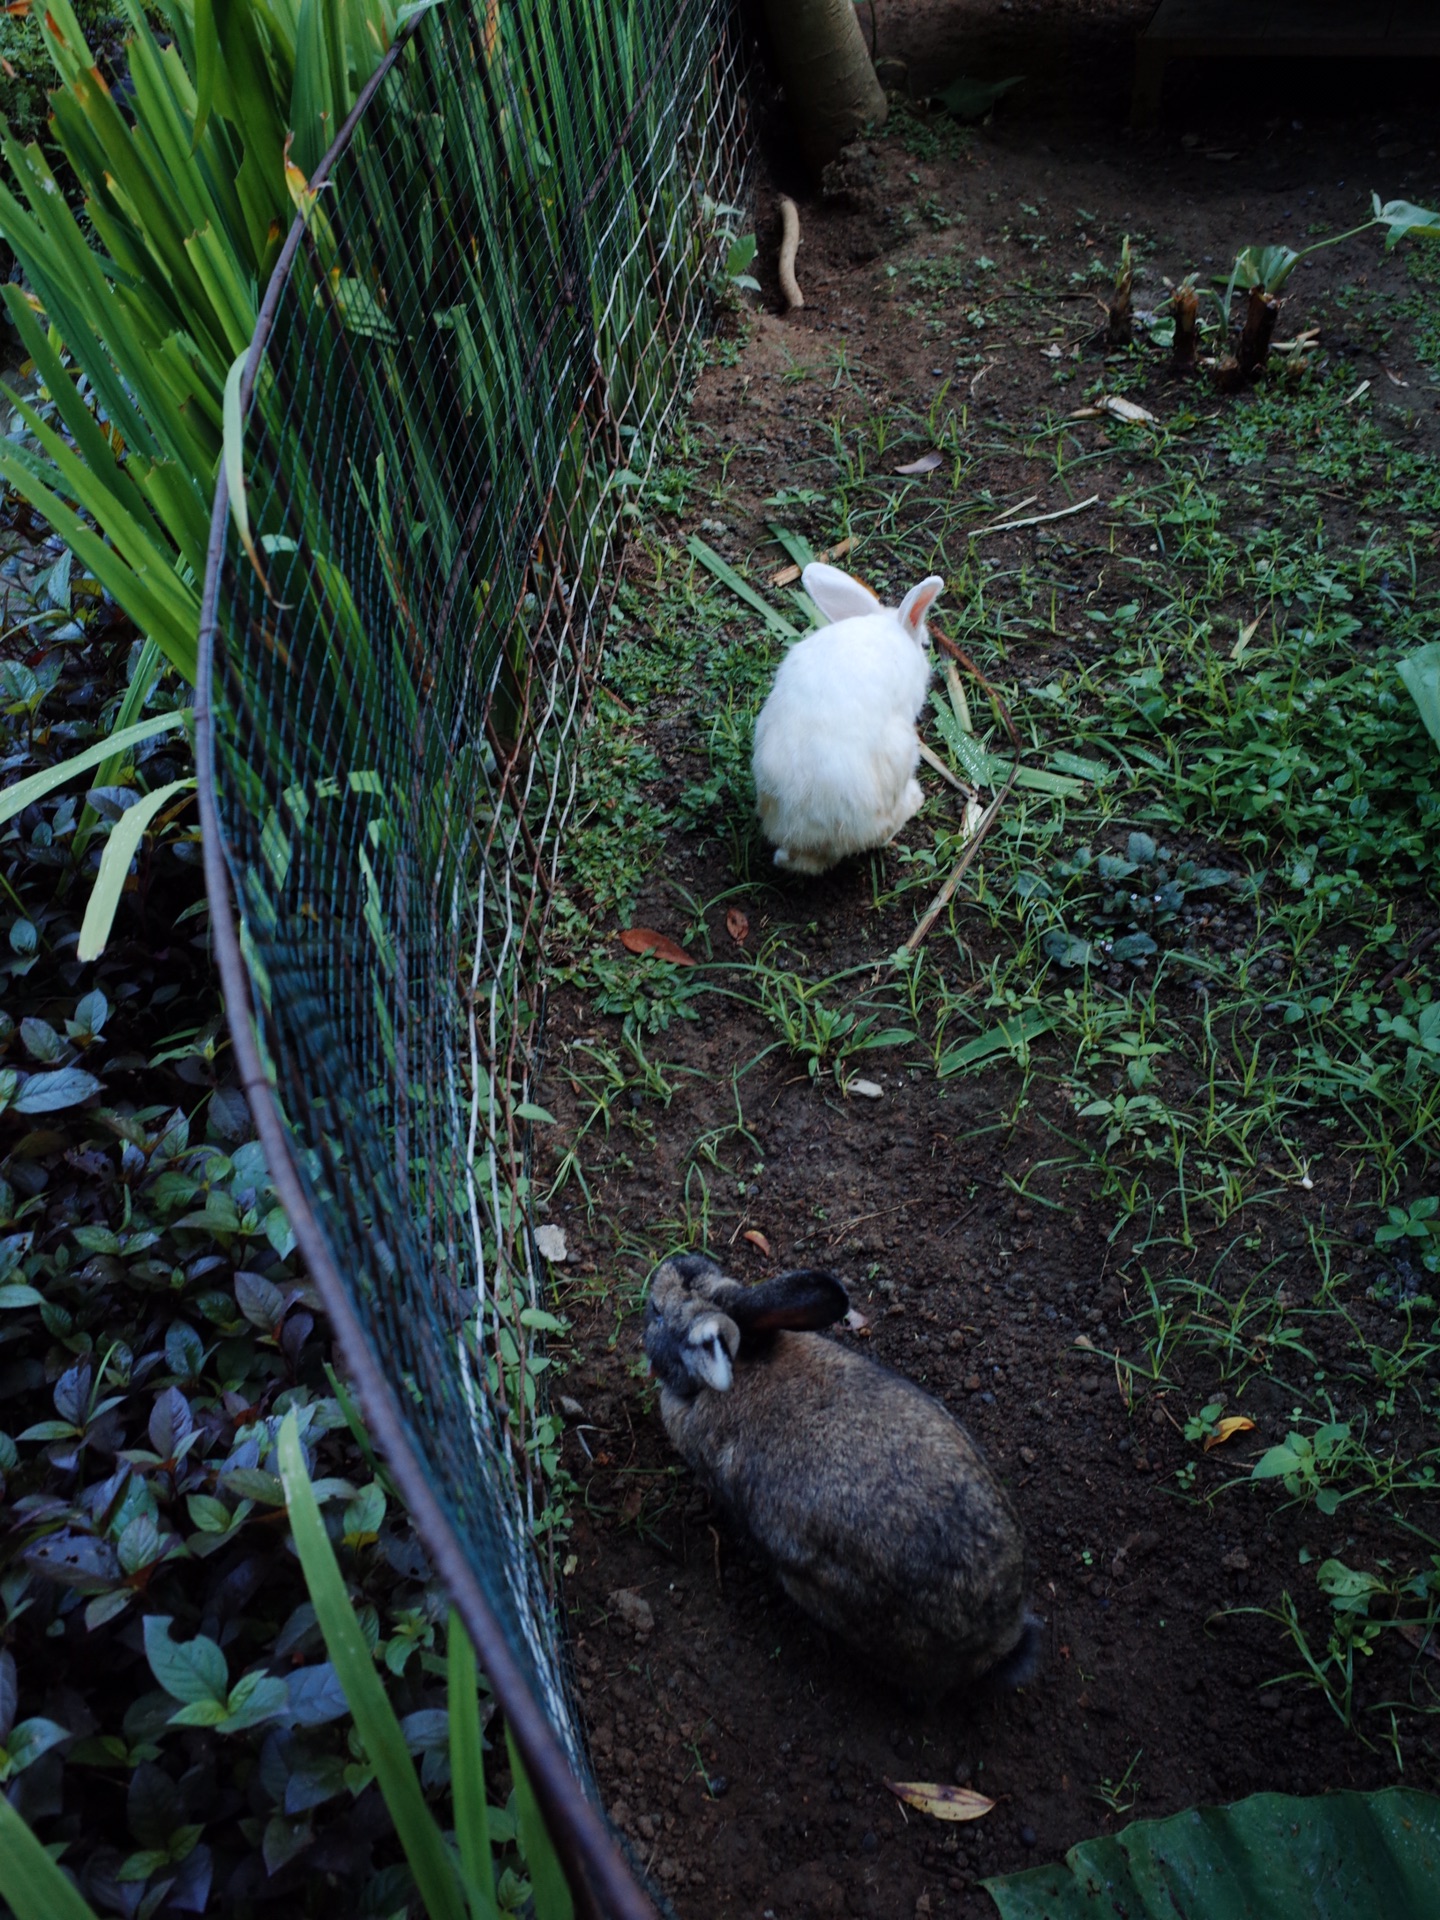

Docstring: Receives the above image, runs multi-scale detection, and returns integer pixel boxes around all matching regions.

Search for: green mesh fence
[195,2,747,1909]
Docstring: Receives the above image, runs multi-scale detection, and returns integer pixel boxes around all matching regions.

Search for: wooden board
[1133,0,1440,126]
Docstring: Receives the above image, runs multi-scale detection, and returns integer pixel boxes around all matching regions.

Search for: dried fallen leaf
[884,1780,995,1823]
[770,534,852,588]
[1070,395,1156,426]
[743,1229,772,1258]
[1203,1415,1255,1453]
[1383,366,1409,388]
[895,451,944,475]
[1103,394,1156,425]
[619,927,695,966]
[725,907,750,945]
[1397,1622,1440,1661]
[1072,1333,1096,1351]
[1230,616,1261,661]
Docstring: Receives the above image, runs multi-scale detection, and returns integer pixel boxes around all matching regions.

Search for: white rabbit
[751,563,945,875]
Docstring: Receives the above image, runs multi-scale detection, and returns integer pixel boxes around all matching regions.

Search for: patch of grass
[549,231,1440,1756]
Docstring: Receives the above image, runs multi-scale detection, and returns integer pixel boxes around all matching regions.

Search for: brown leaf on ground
[619,927,695,966]
[884,1779,995,1822]
[725,907,750,945]
[895,451,944,475]
[743,1229,771,1257]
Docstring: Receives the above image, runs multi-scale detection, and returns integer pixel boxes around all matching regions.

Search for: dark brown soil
[541,7,1440,1915]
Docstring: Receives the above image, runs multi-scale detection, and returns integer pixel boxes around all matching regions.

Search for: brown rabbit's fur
[643,1255,1037,1695]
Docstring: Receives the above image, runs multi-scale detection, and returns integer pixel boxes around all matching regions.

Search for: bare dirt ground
[537,5,1440,1915]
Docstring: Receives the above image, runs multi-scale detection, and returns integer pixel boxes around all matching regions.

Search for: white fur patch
[685,1315,734,1392]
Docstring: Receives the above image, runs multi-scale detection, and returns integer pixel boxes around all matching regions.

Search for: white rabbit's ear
[801,562,883,623]
[898,575,945,638]
[683,1313,739,1392]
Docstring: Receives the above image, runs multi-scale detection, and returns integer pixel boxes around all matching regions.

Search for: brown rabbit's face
[644,1257,850,1400]
[644,1257,742,1399]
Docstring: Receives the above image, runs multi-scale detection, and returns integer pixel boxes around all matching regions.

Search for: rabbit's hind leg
[882,777,925,845]
[775,845,833,876]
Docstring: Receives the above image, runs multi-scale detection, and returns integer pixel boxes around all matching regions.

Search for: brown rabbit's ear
[730,1269,849,1333]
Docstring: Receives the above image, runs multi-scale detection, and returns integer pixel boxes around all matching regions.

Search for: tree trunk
[763,0,887,178]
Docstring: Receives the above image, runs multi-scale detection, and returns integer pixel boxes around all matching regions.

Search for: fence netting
[197,0,746,1905]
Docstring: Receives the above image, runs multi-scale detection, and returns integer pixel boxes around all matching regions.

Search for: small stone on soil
[606,1588,655,1636]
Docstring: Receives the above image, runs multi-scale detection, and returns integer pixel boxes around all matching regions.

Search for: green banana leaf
[984,1787,1440,1919]
[1398,642,1440,756]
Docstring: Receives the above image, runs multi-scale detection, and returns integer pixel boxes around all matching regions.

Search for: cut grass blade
[0,1793,101,1920]
[277,1410,467,1920]
[505,1725,576,1920]
[77,779,196,963]
[939,1008,1057,1075]
[0,713,190,828]
[448,1610,502,1920]
[688,535,799,639]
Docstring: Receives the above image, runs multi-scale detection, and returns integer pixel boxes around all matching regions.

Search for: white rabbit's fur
[752,564,945,875]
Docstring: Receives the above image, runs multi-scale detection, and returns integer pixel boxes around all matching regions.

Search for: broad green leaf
[0,1285,45,1309]
[217,1671,288,1732]
[1373,196,1440,248]
[277,1412,466,1920]
[11,1069,102,1115]
[939,1010,1056,1075]
[1226,244,1300,303]
[1398,642,1440,755]
[1042,930,1095,968]
[1251,1444,1300,1481]
[984,1787,1440,1919]
[935,74,1024,121]
[143,1618,228,1706]
[77,780,196,963]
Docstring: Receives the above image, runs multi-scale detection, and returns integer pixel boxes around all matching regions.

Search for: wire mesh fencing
[196,1,747,1908]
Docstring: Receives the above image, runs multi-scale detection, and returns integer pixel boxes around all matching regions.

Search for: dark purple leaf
[165,1322,206,1381]
[23,1530,121,1593]
[234,1270,285,1332]
[400,1708,449,1754]
[84,1589,133,1632]
[280,1311,313,1368]
[283,1751,349,1814]
[54,1361,93,1427]
[167,1843,213,1914]
[285,1663,348,1728]
[128,1761,181,1850]
[117,1515,174,1577]
[148,1386,193,1460]
[263,1811,314,1875]
[0,1648,16,1744]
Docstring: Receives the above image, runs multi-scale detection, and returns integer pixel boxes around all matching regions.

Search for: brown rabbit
[643,1254,1039,1695]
